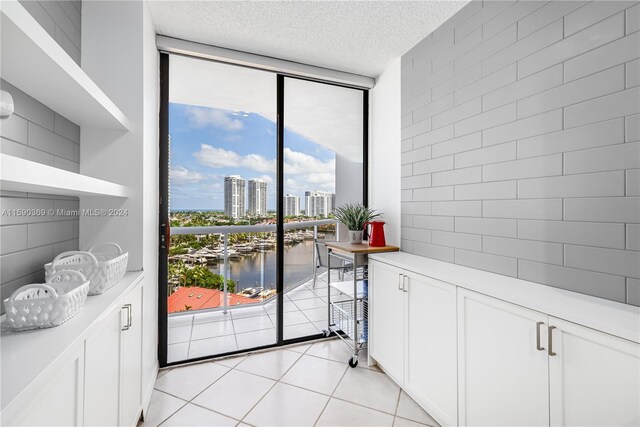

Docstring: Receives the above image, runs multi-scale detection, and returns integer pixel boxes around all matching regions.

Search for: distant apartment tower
[305,191,335,217]
[224,175,246,218]
[248,179,267,216]
[284,194,300,217]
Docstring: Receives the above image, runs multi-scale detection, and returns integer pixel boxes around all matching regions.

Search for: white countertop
[1,271,144,410]
[370,252,640,344]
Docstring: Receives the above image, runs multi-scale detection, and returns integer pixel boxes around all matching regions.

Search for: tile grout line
[312,354,351,426]
[147,389,189,427]
[236,349,304,425]
[163,365,246,426]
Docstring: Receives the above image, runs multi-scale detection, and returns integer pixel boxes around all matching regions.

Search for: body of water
[207,238,324,291]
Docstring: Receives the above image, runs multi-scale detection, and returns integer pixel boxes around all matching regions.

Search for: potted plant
[333,203,381,244]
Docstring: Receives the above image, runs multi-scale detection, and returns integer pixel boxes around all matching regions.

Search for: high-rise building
[248,179,267,216]
[305,191,336,217]
[224,175,245,218]
[284,194,300,217]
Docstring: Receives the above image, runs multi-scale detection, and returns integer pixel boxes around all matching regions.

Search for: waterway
[207,237,329,291]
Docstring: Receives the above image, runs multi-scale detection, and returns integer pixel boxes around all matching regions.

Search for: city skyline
[169,103,336,210]
[222,176,334,218]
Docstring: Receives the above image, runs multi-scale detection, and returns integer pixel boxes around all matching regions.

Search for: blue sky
[169,103,336,211]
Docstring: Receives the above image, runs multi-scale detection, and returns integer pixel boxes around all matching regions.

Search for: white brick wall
[401,0,640,305]
[19,1,81,64]
[0,84,80,308]
[0,2,82,312]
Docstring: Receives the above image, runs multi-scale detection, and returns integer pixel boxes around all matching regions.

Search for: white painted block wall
[401,0,640,305]
[0,1,82,309]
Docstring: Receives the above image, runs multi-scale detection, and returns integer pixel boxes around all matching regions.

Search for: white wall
[80,1,144,270]
[370,58,401,247]
[335,153,363,240]
[81,0,159,410]
[141,0,160,408]
[400,0,639,305]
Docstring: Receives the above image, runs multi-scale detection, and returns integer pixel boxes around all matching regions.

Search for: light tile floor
[167,271,351,363]
[142,339,441,427]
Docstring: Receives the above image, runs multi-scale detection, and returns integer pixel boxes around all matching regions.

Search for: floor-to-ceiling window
[282,77,365,340]
[159,53,367,366]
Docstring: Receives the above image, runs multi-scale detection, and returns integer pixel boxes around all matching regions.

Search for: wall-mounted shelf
[0,0,130,131]
[0,154,130,197]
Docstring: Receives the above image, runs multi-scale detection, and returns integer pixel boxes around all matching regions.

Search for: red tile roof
[168,286,257,313]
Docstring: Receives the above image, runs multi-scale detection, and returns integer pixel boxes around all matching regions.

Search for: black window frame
[158,52,369,367]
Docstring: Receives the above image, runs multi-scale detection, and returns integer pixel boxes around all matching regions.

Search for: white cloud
[193,145,335,195]
[284,147,335,192]
[194,144,275,173]
[186,106,244,131]
[284,147,334,175]
[170,166,206,184]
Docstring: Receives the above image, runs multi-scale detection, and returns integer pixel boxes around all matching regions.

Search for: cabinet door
[458,289,549,427]
[369,260,405,385]
[120,281,144,426]
[405,272,457,427]
[84,305,122,426]
[549,317,640,426]
[5,342,85,426]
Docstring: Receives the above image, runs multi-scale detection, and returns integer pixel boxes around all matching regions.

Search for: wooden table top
[325,241,400,254]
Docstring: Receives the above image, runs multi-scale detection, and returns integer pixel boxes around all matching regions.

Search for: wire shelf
[331,299,368,345]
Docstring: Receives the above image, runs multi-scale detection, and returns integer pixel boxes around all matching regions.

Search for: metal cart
[322,242,399,368]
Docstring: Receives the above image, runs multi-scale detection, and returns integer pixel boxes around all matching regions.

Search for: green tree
[169,261,236,292]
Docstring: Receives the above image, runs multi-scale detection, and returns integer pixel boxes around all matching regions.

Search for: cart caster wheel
[322,329,331,338]
[348,357,358,368]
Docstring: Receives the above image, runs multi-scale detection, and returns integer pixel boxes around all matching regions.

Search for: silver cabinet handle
[121,304,132,331]
[536,321,545,351]
[548,325,557,356]
[398,273,403,291]
[402,275,408,292]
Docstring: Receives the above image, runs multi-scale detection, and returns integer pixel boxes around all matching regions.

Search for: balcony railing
[170,219,339,313]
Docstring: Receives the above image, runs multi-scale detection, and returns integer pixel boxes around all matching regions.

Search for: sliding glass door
[282,77,364,340]
[159,53,366,366]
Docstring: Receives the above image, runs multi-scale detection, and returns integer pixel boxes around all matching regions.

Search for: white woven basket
[45,242,128,295]
[3,271,90,331]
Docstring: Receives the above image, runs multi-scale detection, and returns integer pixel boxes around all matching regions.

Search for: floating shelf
[0,0,130,130]
[0,154,130,197]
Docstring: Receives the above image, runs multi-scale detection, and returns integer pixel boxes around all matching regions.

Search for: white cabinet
[120,282,143,426]
[369,255,640,427]
[84,307,122,426]
[457,289,550,427]
[369,260,458,427]
[457,289,640,427]
[83,280,143,427]
[548,317,640,427]
[1,274,149,427]
[405,272,457,427]
[8,342,85,427]
[369,261,405,385]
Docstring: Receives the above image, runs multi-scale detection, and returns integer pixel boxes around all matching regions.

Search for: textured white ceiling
[148,1,469,78]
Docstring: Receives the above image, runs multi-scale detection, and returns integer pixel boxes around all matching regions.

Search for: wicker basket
[45,242,128,295]
[3,271,90,331]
